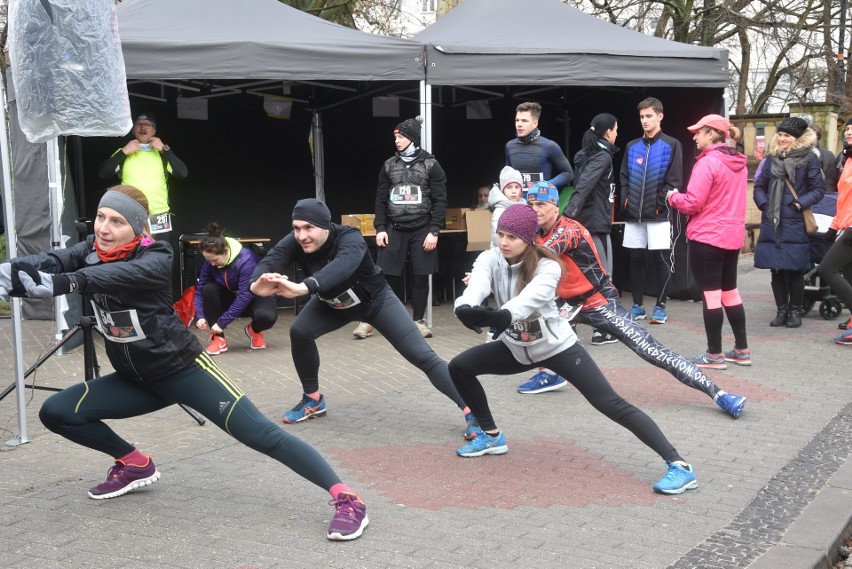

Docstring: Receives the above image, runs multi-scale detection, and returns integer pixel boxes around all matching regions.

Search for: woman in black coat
[753,117,825,328]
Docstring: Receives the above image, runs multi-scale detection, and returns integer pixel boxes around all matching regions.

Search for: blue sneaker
[653,462,698,494]
[282,393,327,424]
[650,305,667,324]
[716,393,746,418]
[517,371,568,394]
[628,304,646,320]
[457,431,508,457]
[464,412,482,440]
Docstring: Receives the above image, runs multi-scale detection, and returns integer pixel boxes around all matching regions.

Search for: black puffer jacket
[564,139,618,234]
[14,236,201,382]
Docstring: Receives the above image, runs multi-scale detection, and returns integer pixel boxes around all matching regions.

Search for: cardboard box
[340,214,376,235]
[465,209,492,251]
[445,207,468,231]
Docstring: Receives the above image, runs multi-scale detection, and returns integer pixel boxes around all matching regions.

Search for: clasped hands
[454,304,512,339]
[250,273,309,299]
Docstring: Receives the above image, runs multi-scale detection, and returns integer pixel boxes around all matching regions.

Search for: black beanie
[394,117,422,146]
[292,198,331,229]
[845,117,852,128]
[777,117,808,138]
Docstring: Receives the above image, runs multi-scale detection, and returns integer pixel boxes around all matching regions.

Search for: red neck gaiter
[95,234,144,263]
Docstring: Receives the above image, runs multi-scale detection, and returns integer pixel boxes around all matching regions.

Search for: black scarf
[767,146,813,231]
[518,128,541,145]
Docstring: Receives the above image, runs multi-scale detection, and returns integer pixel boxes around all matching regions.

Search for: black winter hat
[844,117,852,128]
[777,117,808,138]
[394,116,422,146]
[292,198,331,229]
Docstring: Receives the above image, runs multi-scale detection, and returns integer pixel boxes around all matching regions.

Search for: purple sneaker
[327,493,369,541]
[88,459,161,500]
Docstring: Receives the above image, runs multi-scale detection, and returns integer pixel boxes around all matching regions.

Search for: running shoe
[839,316,852,331]
[723,348,751,366]
[415,320,433,338]
[205,334,228,355]
[716,393,747,418]
[628,304,646,320]
[650,305,667,324]
[327,493,369,541]
[835,328,852,345]
[689,352,727,370]
[244,324,267,350]
[591,330,618,346]
[352,322,373,339]
[282,393,327,424]
[516,370,568,394]
[457,431,508,457]
[653,462,697,495]
[88,458,161,500]
[464,412,481,441]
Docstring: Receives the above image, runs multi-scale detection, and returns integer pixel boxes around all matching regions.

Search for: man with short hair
[505,101,574,194]
[619,97,682,325]
[519,182,746,418]
[250,198,477,436]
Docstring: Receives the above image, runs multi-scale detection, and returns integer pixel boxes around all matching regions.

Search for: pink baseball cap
[687,114,730,134]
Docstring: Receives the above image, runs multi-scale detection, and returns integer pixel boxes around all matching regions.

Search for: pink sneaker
[205,334,228,355]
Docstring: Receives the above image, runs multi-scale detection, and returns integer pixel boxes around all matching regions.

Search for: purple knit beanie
[496,204,539,245]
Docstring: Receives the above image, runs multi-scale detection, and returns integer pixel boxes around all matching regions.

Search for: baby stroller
[801,193,844,320]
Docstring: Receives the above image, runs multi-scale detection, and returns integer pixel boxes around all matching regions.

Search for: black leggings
[689,240,748,353]
[289,287,465,408]
[448,341,682,463]
[818,236,852,317]
[201,281,278,332]
[576,287,719,398]
[39,355,341,490]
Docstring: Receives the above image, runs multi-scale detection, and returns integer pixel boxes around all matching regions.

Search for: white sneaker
[415,320,432,338]
[352,322,373,339]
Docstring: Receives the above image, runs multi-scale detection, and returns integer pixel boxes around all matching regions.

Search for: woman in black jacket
[0,186,368,541]
[563,113,619,345]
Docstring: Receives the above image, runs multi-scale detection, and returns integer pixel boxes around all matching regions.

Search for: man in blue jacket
[619,97,683,325]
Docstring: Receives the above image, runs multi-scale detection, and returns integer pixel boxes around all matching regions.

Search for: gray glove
[14,263,76,299]
[0,263,11,292]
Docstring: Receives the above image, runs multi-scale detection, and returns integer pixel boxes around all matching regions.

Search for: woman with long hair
[0,186,368,541]
[449,204,698,495]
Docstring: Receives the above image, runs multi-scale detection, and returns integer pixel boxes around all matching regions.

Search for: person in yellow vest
[99,112,188,241]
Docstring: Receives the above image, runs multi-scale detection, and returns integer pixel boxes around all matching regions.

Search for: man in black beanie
[250,199,478,437]
[356,116,447,340]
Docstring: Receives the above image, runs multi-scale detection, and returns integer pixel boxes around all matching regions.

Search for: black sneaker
[591,330,618,346]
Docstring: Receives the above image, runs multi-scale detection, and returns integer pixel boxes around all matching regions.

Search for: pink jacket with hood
[669,143,748,251]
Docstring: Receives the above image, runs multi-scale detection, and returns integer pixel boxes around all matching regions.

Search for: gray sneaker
[352,322,373,339]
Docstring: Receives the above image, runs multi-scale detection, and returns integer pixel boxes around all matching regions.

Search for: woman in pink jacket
[666,114,751,368]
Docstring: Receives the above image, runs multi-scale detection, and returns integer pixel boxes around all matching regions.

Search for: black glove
[825,228,838,243]
[11,262,75,299]
[485,307,513,340]
[454,305,483,334]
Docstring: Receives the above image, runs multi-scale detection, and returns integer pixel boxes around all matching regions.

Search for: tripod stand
[0,316,206,426]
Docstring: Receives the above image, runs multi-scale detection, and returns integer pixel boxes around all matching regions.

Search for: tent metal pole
[421,80,433,328]
[46,138,68,351]
[0,79,30,446]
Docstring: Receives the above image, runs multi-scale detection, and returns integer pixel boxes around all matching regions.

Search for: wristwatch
[162,145,171,152]
[430,230,439,236]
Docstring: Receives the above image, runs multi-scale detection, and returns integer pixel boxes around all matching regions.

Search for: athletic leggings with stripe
[39,353,341,490]
[576,286,720,399]
[688,240,748,354]
[448,341,683,464]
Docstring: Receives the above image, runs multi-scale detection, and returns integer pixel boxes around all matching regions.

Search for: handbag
[784,179,819,235]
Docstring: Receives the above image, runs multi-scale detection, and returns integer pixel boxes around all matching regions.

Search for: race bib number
[390,184,423,204]
[90,300,147,343]
[520,172,543,191]
[504,316,548,346]
[149,212,172,234]
[317,288,362,309]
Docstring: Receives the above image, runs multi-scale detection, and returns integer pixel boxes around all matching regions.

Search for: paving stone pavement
[1,258,850,569]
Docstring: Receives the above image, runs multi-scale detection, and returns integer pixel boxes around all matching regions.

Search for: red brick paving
[327,437,666,510]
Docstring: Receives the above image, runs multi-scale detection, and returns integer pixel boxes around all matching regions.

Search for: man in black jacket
[250,199,475,437]
[619,97,683,325]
